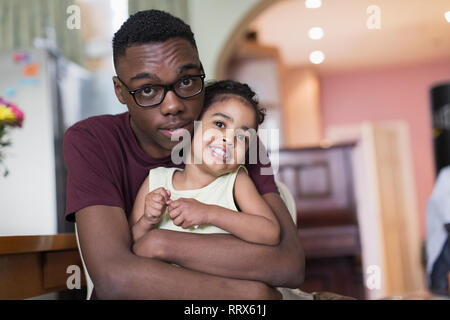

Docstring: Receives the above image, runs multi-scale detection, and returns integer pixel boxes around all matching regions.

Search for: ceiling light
[309,50,325,64]
[445,11,450,23]
[308,27,324,40]
[305,0,322,9]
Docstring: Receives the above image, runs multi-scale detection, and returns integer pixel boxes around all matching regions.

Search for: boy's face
[113,38,205,157]
[192,97,257,176]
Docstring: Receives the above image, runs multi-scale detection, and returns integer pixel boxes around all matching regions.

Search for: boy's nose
[159,91,185,116]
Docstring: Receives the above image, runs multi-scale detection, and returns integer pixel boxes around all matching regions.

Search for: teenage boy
[64,10,304,299]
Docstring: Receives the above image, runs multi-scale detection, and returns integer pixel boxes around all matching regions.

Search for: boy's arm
[136,193,305,288]
[76,204,282,299]
[129,176,148,226]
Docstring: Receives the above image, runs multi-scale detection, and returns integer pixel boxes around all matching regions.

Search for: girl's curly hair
[202,80,266,127]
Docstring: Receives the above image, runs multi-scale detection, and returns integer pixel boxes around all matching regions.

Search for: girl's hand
[142,187,171,225]
[167,198,210,229]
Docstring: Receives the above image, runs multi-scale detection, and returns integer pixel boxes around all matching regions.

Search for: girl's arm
[166,168,280,246]
[129,175,170,242]
[207,168,280,245]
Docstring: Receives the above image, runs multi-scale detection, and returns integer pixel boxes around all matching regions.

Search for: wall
[188,0,261,79]
[77,0,127,117]
[280,67,322,147]
[226,55,284,149]
[320,59,450,238]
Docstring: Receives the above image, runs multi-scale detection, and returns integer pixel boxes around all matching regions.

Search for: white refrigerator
[0,48,92,235]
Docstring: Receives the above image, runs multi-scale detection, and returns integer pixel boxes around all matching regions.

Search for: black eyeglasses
[116,74,206,108]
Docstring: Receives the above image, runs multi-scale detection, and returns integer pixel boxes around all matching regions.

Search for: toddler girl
[129,80,280,246]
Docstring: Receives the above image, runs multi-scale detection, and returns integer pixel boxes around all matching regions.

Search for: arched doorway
[215,0,323,149]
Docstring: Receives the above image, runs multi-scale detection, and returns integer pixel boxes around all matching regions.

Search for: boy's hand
[167,198,210,229]
[143,187,171,225]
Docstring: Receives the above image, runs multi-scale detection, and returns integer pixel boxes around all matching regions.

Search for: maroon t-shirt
[63,112,279,222]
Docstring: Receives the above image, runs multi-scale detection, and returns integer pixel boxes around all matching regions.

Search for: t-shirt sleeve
[63,126,124,222]
[245,137,279,196]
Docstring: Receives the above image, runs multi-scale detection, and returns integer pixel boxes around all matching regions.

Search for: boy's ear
[112,76,127,105]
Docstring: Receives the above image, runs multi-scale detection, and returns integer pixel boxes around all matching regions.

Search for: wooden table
[0,234,86,299]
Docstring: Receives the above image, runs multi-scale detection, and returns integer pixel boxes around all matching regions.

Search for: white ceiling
[251,0,450,74]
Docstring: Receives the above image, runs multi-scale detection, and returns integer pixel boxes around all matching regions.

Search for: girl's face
[191,97,257,177]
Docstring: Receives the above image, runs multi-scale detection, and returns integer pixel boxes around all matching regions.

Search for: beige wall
[279,67,323,147]
[188,0,261,79]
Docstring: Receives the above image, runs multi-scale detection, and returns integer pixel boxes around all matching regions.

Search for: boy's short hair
[112,10,197,67]
[203,80,266,127]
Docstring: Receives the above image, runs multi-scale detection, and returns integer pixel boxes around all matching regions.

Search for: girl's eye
[215,121,225,129]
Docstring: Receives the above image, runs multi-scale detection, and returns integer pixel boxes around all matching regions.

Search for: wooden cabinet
[0,234,86,299]
[274,144,365,298]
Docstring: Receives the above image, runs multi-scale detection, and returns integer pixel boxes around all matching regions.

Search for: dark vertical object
[47,50,74,234]
[429,224,450,295]
[431,83,450,175]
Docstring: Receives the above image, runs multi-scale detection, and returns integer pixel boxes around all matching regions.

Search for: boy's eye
[214,121,225,129]
[142,86,155,96]
[180,77,193,87]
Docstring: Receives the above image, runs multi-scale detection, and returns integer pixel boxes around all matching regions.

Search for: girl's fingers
[150,187,164,197]
[153,188,171,204]
[173,216,184,226]
[161,188,171,200]
[168,207,181,219]
[150,201,164,212]
[181,221,192,229]
[168,199,181,210]
[145,203,161,216]
[152,193,164,203]
[144,208,158,220]
[151,194,169,207]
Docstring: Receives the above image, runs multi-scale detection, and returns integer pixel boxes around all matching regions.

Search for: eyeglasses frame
[116,74,206,108]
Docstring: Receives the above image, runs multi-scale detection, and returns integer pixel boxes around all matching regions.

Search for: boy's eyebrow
[129,63,202,83]
[177,63,202,75]
[130,72,160,82]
